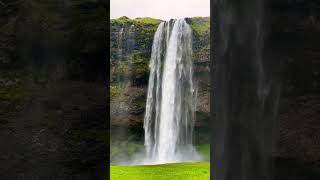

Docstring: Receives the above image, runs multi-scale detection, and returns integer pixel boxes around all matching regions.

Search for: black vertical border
[210,0,215,179]
[104,0,110,179]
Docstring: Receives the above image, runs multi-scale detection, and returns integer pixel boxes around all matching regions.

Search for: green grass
[190,17,210,36]
[110,143,210,179]
[111,16,162,26]
[111,162,210,180]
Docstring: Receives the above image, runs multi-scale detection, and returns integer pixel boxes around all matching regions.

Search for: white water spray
[143,19,201,164]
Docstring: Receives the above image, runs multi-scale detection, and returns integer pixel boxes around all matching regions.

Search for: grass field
[110,162,210,180]
[110,143,210,179]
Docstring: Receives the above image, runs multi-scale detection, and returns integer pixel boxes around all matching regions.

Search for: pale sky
[110,0,210,20]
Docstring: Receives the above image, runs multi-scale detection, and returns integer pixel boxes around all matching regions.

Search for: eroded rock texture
[109,17,210,144]
[268,1,320,178]
[0,1,108,179]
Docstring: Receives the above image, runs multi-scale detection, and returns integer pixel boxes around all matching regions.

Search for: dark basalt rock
[211,0,320,179]
[185,17,192,24]
[0,1,108,179]
[268,1,320,173]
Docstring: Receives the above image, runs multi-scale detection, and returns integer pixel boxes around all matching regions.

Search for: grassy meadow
[110,144,210,180]
[111,162,210,180]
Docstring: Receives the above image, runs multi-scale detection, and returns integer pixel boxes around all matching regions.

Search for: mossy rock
[111,51,150,85]
[110,17,160,63]
[130,99,146,114]
[110,84,126,99]
[190,17,210,51]
[0,71,31,115]
[190,17,210,36]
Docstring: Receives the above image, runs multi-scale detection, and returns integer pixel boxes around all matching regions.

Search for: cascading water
[114,24,135,85]
[143,19,201,164]
[127,24,135,79]
[114,24,135,118]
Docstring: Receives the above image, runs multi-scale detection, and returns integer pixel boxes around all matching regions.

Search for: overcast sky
[110,0,210,20]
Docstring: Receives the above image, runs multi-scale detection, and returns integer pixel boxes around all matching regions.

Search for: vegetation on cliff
[110,16,210,87]
[111,16,162,26]
[0,1,107,177]
[110,17,211,150]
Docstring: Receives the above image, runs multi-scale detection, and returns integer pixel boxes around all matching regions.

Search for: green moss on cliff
[110,84,125,99]
[0,86,28,114]
[111,51,150,85]
[131,99,146,112]
[110,17,160,43]
[110,16,210,86]
[0,71,30,115]
[111,17,162,26]
[190,17,210,67]
[191,17,210,36]
[132,52,149,78]
[190,17,210,53]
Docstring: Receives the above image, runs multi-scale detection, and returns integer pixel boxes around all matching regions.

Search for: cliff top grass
[110,162,210,180]
[190,17,210,36]
[111,16,162,25]
[111,16,210,37]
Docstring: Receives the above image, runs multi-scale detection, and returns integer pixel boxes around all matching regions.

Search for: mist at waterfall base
[112,19,203,165]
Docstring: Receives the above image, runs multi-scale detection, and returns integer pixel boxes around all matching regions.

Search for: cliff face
[110,17,210,86]
[0,1,107,179]
[0,0,318,178]
[110,17,210,143]
[268,0,320,172]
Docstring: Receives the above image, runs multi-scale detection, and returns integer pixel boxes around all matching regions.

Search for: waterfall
[127,24,135,84]
[112,24,136,127]
[115,26,124,84]
[143,19,201,164]
[114,24,135,85]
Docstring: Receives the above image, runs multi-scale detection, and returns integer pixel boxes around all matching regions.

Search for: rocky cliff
[110,16,210,144]
[0,0,318,179]
[0,1,107,179]
[268,0,320,172]
[266,1,320,178]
